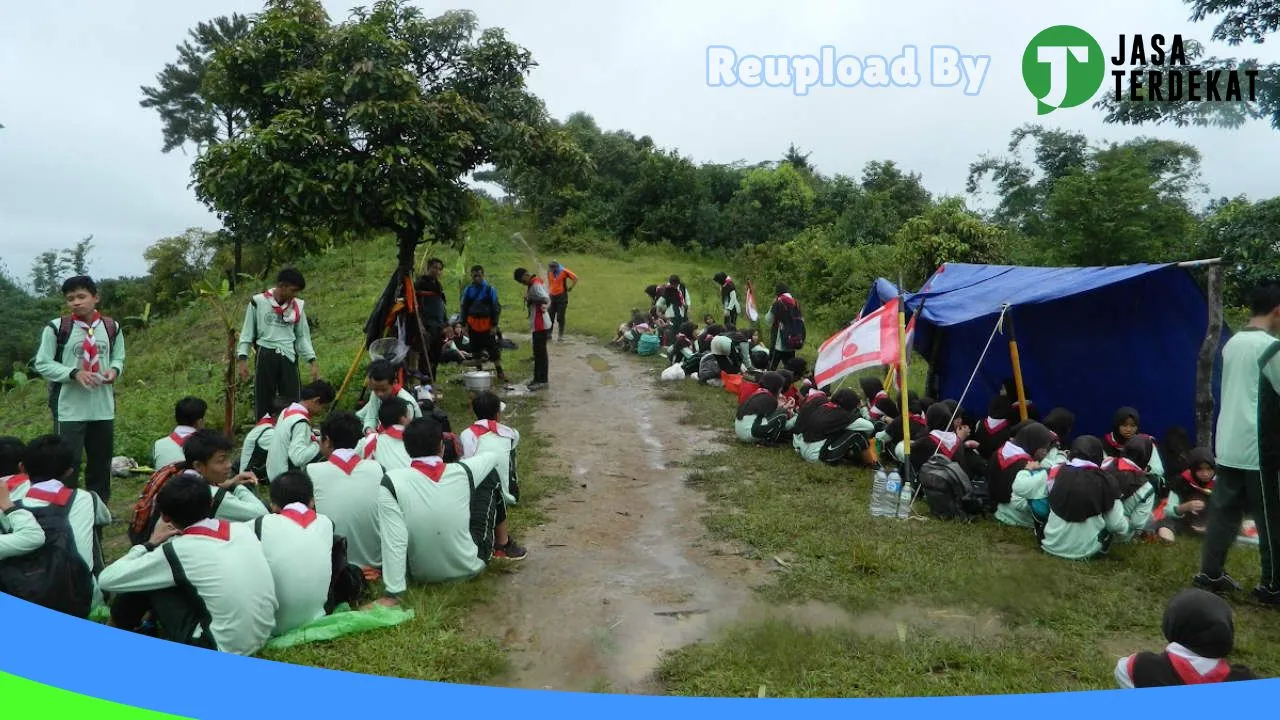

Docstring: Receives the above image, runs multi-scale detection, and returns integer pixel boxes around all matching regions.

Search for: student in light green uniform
[237,268,320,421]
[458,392,527,560]
[152,396,207,470]
[0,437,29,504]
[238,397,289,479]
[101,472,278,656]
[1040,407,1075,468]
[372,417,514,607]
[309,412,385,570]
[734,372,797,445]
[991,423,1053,531]
[355,359,421,434]
[182,431,268,523]
[33,275,125,502]
[249,471,334,636]
[357,398,412,472]
[266,381,335,482]
[1106,435,1159,543]
[1041,436,1130,561]
[0,486,44,560]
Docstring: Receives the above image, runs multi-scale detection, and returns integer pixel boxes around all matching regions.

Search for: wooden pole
[224,328,236,439]
[336,344,366,409]
[1004,305,1029,423]
[897,282,911,491]
[1195,264,1224,448]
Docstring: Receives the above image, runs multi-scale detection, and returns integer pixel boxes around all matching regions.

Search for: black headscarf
[925,403,953,432]
[1172,447,1216,499]
[859,377,884,405]
[1070,435,1106,466]
[987,395,1013,421]
[1042,407,1075,446]
[800,390,860,443]
[1107,406,1141,453]
[874,396,900,421]
[1048,436,1118,522]
[737,373,782,420]
[1013,422,1053,457]
[1163,589,1234,658]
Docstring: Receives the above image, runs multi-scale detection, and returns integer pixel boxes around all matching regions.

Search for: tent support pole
[897,282,912,506]
[336,344,366,409]
[1195,264,1224,448]
[1003,304,1029,423]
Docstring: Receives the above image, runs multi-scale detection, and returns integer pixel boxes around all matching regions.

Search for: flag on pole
[815,298,913,388]
[745,280,759,322]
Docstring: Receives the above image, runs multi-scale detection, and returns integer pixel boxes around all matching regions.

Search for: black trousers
[253,346,300,420]
[769,348,796,371]
[469,469,507,561]
[423,325,444,382]
[1201,465,1280,590]
[110,589,216,650]
[58,419,114,502]
[724,309,738,327]
[532,329,550,384]
[549,294,568,337]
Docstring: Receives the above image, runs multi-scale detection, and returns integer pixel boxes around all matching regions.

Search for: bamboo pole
[1195,264,1224,448]
[898,281,911,491]
[1004,304,1029,423]
[336,344,366,409]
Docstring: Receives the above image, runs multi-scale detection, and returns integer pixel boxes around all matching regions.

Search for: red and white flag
[744,280,759,322]
[814,298,914,388]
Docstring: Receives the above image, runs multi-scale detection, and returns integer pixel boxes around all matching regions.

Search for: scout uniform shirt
[153,425,198,469]
[460,420,519,505]
[267,403,322,482]
[355,385,422,433]
[236,290,317,365]
[239,414,276,477]
[20,479,111,607]
[0,496,45,561]
[251,502,334,635]
[308,449,385,569]
[2,473,30,503]
[207,476,269,523]
[378,452,501,594]
[98,518,278,656]
[358,424,410,472]
[33,312,127,422]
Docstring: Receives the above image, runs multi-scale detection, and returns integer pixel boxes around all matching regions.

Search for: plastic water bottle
[871,468,888,517]
[896,480,914,519]
[877,468,902,517]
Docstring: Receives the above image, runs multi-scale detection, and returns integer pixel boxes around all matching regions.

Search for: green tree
[29,236,94,297]
[893,197,1008,287]
[1094,1,1279,129]
[966,124,1090,239]
[728,163,815,246]
[143,228,218,314]
[193,0,578,276]
[0,262,60,379]
[1196,195,1280,304]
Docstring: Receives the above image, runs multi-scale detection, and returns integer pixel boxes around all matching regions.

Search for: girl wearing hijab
[765,283,804,370]
[712,272,740,327]
[858,377,886,421]
[1103,406,1167,479]
[792,389,877,465]
[1115,589,1257,688]
[1041,436,1131,560]
[667,322,698,367]
[697,334,738,385]
[973,395,1016,459]
[1040,407,1076,467]
[734,372,796,446]
[999,378,1040,422]
[1153,447,1217,544]
[1106,435,1159,543]
[990,422,1054,530]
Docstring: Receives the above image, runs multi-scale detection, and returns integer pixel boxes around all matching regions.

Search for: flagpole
[1004,303,1029,422]
[897,275,911,495]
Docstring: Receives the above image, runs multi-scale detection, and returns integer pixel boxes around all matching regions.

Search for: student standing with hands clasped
[34,275,126,503]
[237,268,320,421]
[514,267,552,392]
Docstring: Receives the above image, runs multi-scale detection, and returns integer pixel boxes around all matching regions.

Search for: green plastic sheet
[265,603,415,650]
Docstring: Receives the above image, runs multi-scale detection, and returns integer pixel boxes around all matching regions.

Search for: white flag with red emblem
[814,298,914,388]
[745,280,759,322]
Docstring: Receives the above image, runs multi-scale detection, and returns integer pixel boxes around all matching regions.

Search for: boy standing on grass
[152,396,208,470]
[237,268,320,421]
[514,267,551,392]
[34,275,125,503]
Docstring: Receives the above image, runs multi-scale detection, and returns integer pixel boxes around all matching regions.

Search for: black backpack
[40,315,121,413]
[0,495,93,618]
[777,302,806,350]
[917,455,977,521]
[252,517,367,614]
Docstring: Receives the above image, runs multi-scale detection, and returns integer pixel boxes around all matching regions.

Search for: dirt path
[472,335,774,693]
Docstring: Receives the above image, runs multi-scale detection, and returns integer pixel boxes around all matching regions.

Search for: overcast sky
[2,0,1277,283]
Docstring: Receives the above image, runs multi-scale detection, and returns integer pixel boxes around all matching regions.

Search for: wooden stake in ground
[1189,259,1224,447]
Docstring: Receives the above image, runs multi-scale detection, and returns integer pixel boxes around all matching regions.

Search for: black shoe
[1193,572,1243,594]
[1252,586,1280,606]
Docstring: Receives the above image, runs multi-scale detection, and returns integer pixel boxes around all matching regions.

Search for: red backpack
[128,463,184,545]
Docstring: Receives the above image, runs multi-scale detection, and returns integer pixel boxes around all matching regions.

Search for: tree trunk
[1195,264,1224,449]
[397,230,419,276]
[232,236,243,291]
[224,327,236,439]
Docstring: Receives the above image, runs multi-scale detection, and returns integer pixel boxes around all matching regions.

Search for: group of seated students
[726,367,1232,562]
[0,363,529,656]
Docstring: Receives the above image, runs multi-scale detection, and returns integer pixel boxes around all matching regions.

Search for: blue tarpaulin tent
[861,262,1230,445]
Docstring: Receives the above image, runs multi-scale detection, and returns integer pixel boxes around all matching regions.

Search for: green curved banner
[0,671,189,718]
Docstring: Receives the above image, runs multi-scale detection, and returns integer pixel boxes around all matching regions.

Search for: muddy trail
[472,336,999,694]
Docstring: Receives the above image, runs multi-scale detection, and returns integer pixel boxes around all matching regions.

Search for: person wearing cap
[545,261,578,343]
[1115,588,1257,687]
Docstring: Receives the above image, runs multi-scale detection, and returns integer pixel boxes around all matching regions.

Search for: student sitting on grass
[1152,447,1215,545]
[1103,407,1167,481]
[356,359,421,435]
[1115,588,1257,687]
[101,472,277,656]
[239,397,289,480]
[266,380,335,482]
[373,417,516,606]
[991,422,1053,530]
[1041,436,1130,561]
[667,322,698,366]
[698,335,737,385]
[182,430,268,522]
[734,372,797,446]
[309,412,385,572]
[1040,407,1076,467]
[0,466,44,561]
[972,395,1016,459]
[1000,377,1039,422]
[459,392,527,560]
[249,470,334,636]
[152,396,208,470]
[858,378,885,422]
[440,325,472,364]
[358,398,412,471]
[696,323,724,354]
[11,435,111,612]
[792,389,876,465]
[1107,435,1159,543]
[0,437,29,502]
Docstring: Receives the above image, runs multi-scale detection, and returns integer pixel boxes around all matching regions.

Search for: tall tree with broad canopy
[192,0,581,274]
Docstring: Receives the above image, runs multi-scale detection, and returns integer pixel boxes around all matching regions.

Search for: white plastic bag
[660,364,686,382]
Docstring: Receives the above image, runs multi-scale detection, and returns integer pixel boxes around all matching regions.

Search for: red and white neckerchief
[3,473,29,493]
[282,403,310,421]
[24,479,72,505]
[468,420,516,441]
[996,441,1031,470]
[169,425,198,446]
[1104,457,1144,474]
[929,430,959,458]
[409,456,446,482]
[1067,458,1099,469]
[328,449,361,475]
[262,289,301,324]
[1164,643,1231,684]
[280,502,318,529]
[75,311,103,373]
[182,518,231,541]
[983,417,1009,434]
[255,414,276,428]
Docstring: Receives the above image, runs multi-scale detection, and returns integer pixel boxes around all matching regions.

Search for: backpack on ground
[41,315,121,413]
[128,463,185,546]
[326,534,367,613]
[917,455,976,521]
[0,495,93,618]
